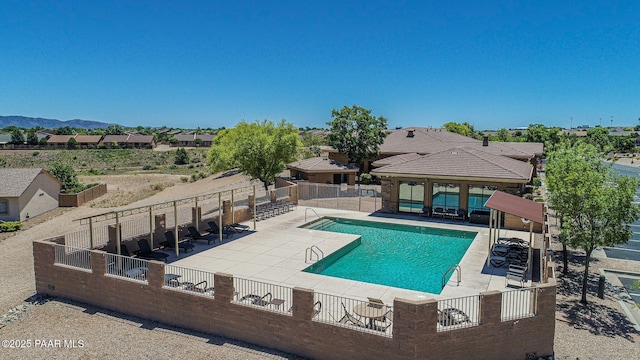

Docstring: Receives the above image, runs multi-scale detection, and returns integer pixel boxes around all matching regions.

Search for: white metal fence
[163,264,215,297]
[437,294,480,331]
[297,183,381,212]
[53,244,92,271]
[105,253,149,284]
[501,287,538,321]
[313,292,393,337]
[232,277,293,314]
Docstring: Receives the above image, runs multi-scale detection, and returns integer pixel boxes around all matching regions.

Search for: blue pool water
[302,218,476,294]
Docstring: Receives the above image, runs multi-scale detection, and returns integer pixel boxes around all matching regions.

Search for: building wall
[17,173,60,221]
[34,240,556,360]
[0,197,20,222]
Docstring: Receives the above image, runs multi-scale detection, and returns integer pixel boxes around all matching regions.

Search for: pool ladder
[305,208,321,222]
[305,245,324,263]
[442,264,461,289]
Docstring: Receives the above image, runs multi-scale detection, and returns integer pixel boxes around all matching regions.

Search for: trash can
[597,275,606,299]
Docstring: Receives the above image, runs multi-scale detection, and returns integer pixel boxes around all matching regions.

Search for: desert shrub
[180,176,189,183]
[175,148,189,165]
[150,183,165,191]
[360,173,372,185]
[142,165,156,170]
[32,151,40,156]
[0,221,22,232]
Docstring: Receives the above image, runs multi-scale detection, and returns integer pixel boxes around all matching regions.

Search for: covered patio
[484,191,546,285]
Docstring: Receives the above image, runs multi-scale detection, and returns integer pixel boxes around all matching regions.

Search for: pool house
[371,147,534,223]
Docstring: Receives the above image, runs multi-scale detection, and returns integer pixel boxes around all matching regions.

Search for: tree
[442,121,477,138]
[49,161,82,193]
[326,105,388,165]
[174,147,189,165]
[546,144,640,304]
[56,126,74,135]
[207,119,300,189]
[104,124,125,135]
[26,130,39,145]
[585,126,610,152]
[10,129,25,145]
[496,128,512,142]
[67,137,78,149]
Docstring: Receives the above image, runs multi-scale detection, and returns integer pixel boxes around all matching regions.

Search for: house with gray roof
[287,156,359,185]
[371,146,534,216]
[0,168,60,221]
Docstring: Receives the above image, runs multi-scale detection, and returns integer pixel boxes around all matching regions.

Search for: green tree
[207,119,300,189]
[496,128,512,142]
[546,144,640,304]
[26,130,39,145]
[67,137,78,149]
[56,126,74,135]
[38,137,48,146]
[104,124,125,135]
[442,122,475,138]
[326,105,388,165]
[49,161,82,193]
[10,129,25,145]
[174,147,189,165]
[585,126,611,152]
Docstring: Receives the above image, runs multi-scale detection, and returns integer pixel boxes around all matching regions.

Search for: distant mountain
[0,116,117,129]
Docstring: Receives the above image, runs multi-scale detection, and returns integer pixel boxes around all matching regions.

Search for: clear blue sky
[2,1,639,130]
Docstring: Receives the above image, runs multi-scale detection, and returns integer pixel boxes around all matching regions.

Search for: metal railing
[163,265,215,297]
[501,287,538,321]
[437,294,480,331]
[304,208,321,222]
[105,253,149,284]
[232,277,292,314]
[53,244,92,271]
[64,226,110,249]
[313,292,393,337]
[305,245,324,263]
[442,264,461,289]
[297,182,381,213]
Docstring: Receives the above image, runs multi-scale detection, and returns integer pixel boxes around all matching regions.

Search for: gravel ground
[0,172,639,359]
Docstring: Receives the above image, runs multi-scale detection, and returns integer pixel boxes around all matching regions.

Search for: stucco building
[0,168,61,221]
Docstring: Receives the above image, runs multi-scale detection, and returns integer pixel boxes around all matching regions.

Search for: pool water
[302,218,476,294]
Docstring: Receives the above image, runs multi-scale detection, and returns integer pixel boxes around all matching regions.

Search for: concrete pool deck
[171,206,536,302]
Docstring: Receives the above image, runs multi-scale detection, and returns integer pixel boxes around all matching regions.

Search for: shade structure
[485,190,544,225]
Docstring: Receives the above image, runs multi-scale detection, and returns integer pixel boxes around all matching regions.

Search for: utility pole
[610,115,613,128]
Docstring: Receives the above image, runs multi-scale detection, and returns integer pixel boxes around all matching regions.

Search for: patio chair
[206,221,235,239]
[375,309,394,332]
[187,226,218,245]
[136,239,170,262]
[287,300,322,317]
[240,292,270,306]
[163,231,195,253]
[338,302,366,328]
[505,269,526,287]
[445,208,458,219]
[438,308,470,326]
[367,297,385,309]
[419,206,431,217]
[432,207,446,218]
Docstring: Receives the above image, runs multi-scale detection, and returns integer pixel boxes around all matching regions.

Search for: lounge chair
[490,255,507,267]
[187,226,218,245]
[163,231,195,253]
[287,300,322,317]
[438,308,470,326]
[445,208,458,219]
[419,206,431,217]
[206,221,235,239]
[136,239,170,262]
[338,302,366,328]
[224,222,250,233]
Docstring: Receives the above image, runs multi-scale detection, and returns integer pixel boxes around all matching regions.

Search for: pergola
[484,191,545,274]
[75,184,263,256]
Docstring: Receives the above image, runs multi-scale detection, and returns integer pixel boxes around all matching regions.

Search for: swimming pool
[302,218,476,294]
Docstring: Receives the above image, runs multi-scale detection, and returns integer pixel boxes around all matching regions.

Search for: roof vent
[483,135,489,146]
[320,151,329,160]
[407,129,415,138]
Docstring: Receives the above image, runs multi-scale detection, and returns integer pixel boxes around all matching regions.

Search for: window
[0,199,8,214]
[432,183,460,210]
[398,181,424,213]
[468,185,497,212]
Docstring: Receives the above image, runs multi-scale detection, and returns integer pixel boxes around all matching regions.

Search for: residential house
[0,168,61,221]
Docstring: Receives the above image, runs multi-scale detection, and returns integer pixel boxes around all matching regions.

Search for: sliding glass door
[398,181,424,213]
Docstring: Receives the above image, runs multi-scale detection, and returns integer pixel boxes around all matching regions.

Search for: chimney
[483,135,489,146]
[407,129,414,138]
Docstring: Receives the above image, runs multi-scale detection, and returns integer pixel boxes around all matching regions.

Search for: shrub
[360,173,372,185]
[523,193,534,200]
[32,151,39,157]
[175,148,189,165]
[0,221,23,232]
[534,198,546,203]
[531,177,541,187]
[180,176,189,183]
[142,165,156,170]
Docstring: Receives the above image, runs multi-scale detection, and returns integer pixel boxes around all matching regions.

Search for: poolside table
[353,303,388,328]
